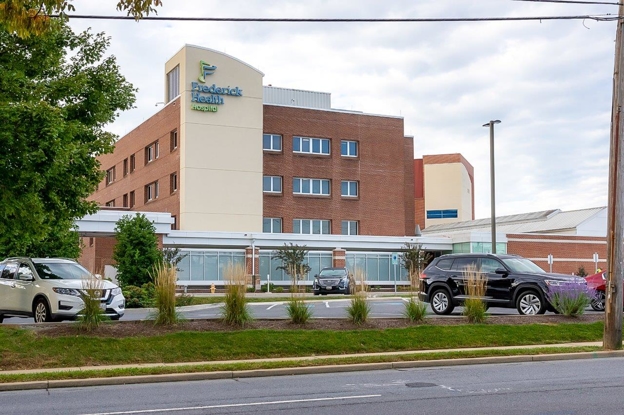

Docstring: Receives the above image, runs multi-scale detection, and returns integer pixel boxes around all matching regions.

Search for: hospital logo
[198,60,217,83]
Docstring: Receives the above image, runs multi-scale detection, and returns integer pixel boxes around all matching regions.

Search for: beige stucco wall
[424,163,473,227]
[165,45,264,232]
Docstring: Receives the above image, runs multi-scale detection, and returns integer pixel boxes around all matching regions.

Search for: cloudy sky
[68,0,617,220]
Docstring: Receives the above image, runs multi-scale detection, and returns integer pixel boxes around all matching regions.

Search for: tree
[0,20,136,258]
[0,0,163,38]
[113,214,162,287]
[400,243,432,276]
[161,247,188,271]
[273,243,311,284]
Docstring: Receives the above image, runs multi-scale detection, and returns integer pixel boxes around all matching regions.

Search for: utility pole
[604,2,624,350]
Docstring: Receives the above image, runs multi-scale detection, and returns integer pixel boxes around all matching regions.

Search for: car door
[479,257,513,303]
[449,257,479,297]
[0,261,20,312]
[11,262,37,313]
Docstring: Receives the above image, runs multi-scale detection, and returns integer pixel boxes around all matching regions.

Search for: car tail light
[420,272,427,279]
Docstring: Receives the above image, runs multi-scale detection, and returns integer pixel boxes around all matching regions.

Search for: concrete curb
[2,349,623,392]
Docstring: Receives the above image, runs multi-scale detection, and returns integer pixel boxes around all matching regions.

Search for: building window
[263,176,282,193]
[170,130,178,151]
[263,134,282,151]
[130,154,136,172]
[293,219,331,235]
[293,178,330,196]
[170,172,178,193]
[89,237,94,247]
[263,218,282,233]
[341,180,358,197]
[145,141,159,164]
[171,215,177,230]
[145,181,159,203]
[123,193,128,207]
[166,65,180,102]
[106,167,115,185]
[341,140,358,157]
[105,199,115,207]
[427,209,458,219]
[293,136,330,155]
[341,220,358,235]
[129,191,135,208]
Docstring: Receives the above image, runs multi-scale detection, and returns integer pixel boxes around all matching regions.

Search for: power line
[55,14,619,22]
[514,0,622,5]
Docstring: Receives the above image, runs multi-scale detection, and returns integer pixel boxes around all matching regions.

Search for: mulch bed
[18,313,605,339]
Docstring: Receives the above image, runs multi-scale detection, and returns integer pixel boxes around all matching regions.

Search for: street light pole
[483,120,501,254]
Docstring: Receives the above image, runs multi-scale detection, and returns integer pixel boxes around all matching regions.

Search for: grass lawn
[0,322,605,372]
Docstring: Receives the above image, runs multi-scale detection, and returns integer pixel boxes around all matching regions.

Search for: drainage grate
[405,382,438,388]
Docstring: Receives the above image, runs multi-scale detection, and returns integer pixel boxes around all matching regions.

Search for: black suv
[419,253,585,315]
[312,267,353,295]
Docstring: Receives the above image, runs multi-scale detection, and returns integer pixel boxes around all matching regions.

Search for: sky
[67,0,618,220]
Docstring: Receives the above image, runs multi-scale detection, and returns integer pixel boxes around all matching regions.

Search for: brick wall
[263,105,414,236]
[89,98,181,228]
[507,233,607,275]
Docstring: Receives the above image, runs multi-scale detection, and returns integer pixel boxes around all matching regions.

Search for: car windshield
[319,269,347,277]
[501,258,545,274]
[33,261,92,280]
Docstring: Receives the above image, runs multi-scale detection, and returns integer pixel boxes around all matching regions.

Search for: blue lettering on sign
[191,82,243,97]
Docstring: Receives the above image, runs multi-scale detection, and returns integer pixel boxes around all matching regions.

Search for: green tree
[0,0,163,38]
[0,20,135,258]
[113,214,162,287]
[400,243,432,276]
[273,243,311,284]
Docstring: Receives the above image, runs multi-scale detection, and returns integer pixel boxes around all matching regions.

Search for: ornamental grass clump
[151,262,180,325]
[462,265,488,323]
[78,276,107,332]
[403,265,427,323]
[287,264,313,324]
[221,263,253,327]
[546,281,594,317]
[346,269,370,325]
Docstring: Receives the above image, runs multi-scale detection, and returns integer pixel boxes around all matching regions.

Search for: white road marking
[266,303,283,310]
[325,301,330,308]
[440,385,511,394]
[81,394,382,415]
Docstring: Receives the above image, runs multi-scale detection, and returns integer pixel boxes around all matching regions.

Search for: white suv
[0,257,125,323]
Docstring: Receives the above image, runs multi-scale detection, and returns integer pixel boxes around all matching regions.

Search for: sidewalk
[1,342,622,392]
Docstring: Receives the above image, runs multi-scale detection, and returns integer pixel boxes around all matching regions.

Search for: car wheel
[591,291,605,312]
[430,287,455,315]
[0,315,3,323]
[33,298,51,323]
[313,291,320,296]
[110,316,120,321]
[516,290,546,315]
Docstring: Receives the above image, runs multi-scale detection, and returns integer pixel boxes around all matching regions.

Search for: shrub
[123,285,148,308]
[151,262,180,325]
[547,282,594,317]
[576,266,587,278]
[274,286,284,293]
[246,286,256,293]
[221,264,252,326]
[113,214,162,287]
[175,294,194,307]
[77,277,107,331]
[286,298,312,324]
[260,282,276,292]
[462,265,488,323]
[403,298,427,323]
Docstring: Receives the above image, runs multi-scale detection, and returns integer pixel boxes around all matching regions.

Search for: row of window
[263,177,359,197]
[104,173,178,208]
[262,218,358,235]
[426,209,459,219]
[105,130,178,187]
[263,134,359,157]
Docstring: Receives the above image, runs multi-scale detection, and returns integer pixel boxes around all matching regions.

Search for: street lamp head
[482,120,502,127]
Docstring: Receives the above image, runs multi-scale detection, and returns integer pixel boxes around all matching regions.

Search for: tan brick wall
[90,98,181,228]
[263,105,415,236]
[507,233,607,275]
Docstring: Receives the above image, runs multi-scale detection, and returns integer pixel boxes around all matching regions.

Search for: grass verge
[0,346,602,384]
[0,322,605,371]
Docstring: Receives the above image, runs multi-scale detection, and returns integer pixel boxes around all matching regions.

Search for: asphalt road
[2,356,622,414]
[2,297,602,324]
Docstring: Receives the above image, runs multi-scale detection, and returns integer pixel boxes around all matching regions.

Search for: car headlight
[52,287,81,297]
[111,287,122,296]
[545,280,565,287]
